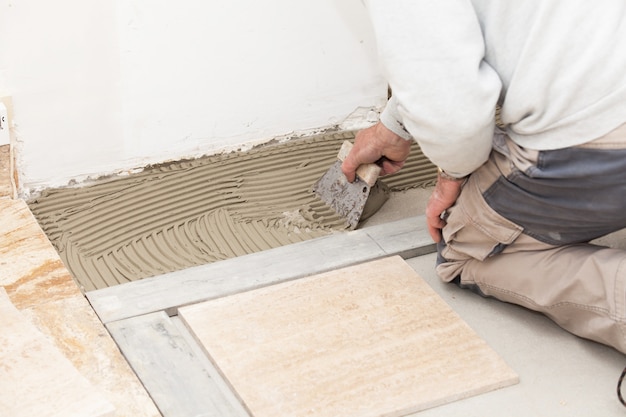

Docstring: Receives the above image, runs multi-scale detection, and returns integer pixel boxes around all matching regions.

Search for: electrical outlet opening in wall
[0,96,18,198]
[0,102,10,146]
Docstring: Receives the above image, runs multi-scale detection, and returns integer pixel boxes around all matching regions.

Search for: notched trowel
[312,140,389,230]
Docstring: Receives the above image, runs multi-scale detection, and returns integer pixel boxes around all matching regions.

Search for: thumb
[340,153,359,183]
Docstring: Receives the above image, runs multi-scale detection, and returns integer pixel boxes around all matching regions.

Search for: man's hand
[341,122,412,182]
[425,174,465,243]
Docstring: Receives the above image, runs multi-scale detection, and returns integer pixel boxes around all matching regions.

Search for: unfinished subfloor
[3,136,626,416]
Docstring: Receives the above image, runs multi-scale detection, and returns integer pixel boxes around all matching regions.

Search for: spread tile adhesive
[29,132,437,291]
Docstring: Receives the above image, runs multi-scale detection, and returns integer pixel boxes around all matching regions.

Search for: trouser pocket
[436,175,523,282]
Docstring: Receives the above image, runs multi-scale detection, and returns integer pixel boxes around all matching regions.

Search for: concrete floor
[407,252,626,416]
[367,188,626,416]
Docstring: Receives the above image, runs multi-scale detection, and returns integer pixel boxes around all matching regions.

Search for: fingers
[340,153,360,183]
[341,155,405,183]
[341,125,381,182]
[379,158,405,176]
[425,177,465,243]
[426,207,445,243]
[428,224,443,243]
[341,122,411,182]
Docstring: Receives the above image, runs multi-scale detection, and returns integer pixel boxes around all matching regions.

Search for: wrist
[375,121,406,144]
[373,122,413,157]
[437,167,468,182]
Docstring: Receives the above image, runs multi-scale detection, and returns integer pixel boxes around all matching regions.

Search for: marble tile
[22,296,162,417]
[0,198,80,308]
[180,256,518,417]
[0,198,161,417]
[0,287,115,417]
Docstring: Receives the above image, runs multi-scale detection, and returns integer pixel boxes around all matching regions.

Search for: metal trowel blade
[312,160,373,230]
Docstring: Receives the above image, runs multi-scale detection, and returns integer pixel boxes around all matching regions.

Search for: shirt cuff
[379,95,413,141]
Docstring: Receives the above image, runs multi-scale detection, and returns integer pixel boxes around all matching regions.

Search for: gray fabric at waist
[484,146,626,245]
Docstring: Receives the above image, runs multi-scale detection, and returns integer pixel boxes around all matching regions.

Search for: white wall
[0,0,386,195]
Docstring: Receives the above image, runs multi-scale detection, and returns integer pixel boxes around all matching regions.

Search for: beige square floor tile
[0,198,80,308]
[21,295,163,417]
[179,255,518,417]
[0,198,161,417]
[0,288,115,417]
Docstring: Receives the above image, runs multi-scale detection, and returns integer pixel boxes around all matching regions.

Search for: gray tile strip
[98,215,435,417]
[106,311,248,417]
[87,215,434,324]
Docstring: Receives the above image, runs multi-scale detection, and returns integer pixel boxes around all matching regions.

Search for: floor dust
[29,131,437,291]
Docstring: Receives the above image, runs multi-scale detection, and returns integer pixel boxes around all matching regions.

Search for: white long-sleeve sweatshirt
[368,0,626,177]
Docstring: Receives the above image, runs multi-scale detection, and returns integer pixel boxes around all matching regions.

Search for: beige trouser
[437,124,626,353]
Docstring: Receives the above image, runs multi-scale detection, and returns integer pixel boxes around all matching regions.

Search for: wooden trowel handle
[336,140,381,187]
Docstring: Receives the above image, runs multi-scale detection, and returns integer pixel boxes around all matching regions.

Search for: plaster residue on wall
[28,132,436,292]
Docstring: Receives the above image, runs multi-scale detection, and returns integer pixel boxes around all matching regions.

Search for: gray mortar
[29,132,437,291]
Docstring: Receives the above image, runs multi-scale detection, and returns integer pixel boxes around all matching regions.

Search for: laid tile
[180,256,518,417]
[0,287,115,417]
[22,296,162,417]
[107,312,246,417]
[0,198,79,308]
[0,198,161,417]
